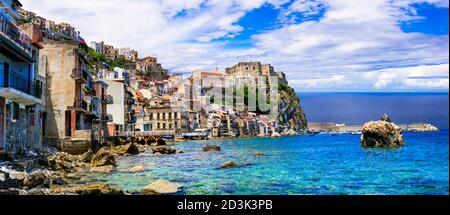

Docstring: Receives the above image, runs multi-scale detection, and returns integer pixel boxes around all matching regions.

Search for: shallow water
[78,131,449,195]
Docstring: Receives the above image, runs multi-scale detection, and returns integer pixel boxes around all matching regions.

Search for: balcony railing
[101,94,113,104]
[102,113,113,122]
[1,71,39,98]
[71,68,88,82]
[0,13,32,56]
[72,99,88,111]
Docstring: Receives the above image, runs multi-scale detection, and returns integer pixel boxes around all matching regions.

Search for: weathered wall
[39,40,77,141]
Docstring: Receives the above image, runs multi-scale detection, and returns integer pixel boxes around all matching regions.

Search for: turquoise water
[79,131,449,195]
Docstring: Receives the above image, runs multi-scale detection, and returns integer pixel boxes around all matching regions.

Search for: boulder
[380,113,392,122]
[201,145,221,152]
[136,144,148,153]
[91,148,116,167]
[140,180,182,195]
[361,116,405,148]
[47,152,89,173]
[23,172,50,188]
[80,149,94,163]
[176,150,184,154]
[150,139,166,146]
[128,165,145,173]
[220,161,239,169]
[50,183,125,195]
[90,165,116,173]
[271,132,281,138]
[114,143,140,156]
[152,146,176,155]
[253,151,265,156]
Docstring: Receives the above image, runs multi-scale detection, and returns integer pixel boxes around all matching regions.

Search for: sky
[21,0,449,92]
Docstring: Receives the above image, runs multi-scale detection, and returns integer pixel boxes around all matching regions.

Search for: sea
[79,92,449,195]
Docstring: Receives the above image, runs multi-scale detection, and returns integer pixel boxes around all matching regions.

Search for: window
[29,110,35,126]
[157,123,160,129]
[10,102,19,121]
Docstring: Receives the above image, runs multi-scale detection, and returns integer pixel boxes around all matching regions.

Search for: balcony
[70,99,88,112]
[101,94,113,104]
[0,12,32,58]
[0,70,41,105]
[71,68,88,83]
[102,113,113,122]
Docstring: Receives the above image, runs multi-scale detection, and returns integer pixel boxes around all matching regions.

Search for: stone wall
[60,139,91,155]
[4,102,28,155]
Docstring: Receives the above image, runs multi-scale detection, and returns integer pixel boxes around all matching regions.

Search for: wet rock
[176,150,184,154]
[23,172,50,189]
[91,148,116,167]
[150,139,166,146]
[281,129,298,136]
[136,144,148,153]
[152,146,176,155]
[361,115,405,148]
[50,183,125,195]
[380,113,392,122]
[51,176,67,185]
[220,161,239,169]
[47,152,89,173]
[27,188,51,195]
[80,149,94,163]
[0,188,26,195]
[128,165,145,173]
[253,151,265,156]
[114,143,140,156]
[140,180,182,195]
[90,165,116,173]
[202,145,221,152]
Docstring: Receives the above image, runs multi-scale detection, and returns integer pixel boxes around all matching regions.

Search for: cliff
[278,83,308,130]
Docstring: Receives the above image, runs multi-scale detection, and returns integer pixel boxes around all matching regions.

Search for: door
[65,111,71,137]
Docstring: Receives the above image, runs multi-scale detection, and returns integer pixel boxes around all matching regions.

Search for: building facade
[1,0,44,154]
[39,38,100,144]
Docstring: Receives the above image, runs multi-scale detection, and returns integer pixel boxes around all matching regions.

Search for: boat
[330,132,338,136]
[182,129,210,140]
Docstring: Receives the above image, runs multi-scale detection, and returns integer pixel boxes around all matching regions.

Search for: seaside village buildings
[1,2,292,157]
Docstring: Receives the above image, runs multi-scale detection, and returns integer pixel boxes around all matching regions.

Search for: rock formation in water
[361,114,405,148]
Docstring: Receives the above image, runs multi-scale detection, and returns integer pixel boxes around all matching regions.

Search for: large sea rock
[201,145,221,152]
[152,146,177,155]
[50,183,125,195]
[361,115,405,148]
[91,148,116,167]
[140,180,182,195]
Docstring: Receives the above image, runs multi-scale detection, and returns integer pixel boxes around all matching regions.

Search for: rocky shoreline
[1,139,247,195]
[0,140,185,195]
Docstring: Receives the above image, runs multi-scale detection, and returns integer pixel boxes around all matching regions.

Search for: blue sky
[22,0,449,92]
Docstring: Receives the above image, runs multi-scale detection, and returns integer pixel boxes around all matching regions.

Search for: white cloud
[20,0,449,91]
